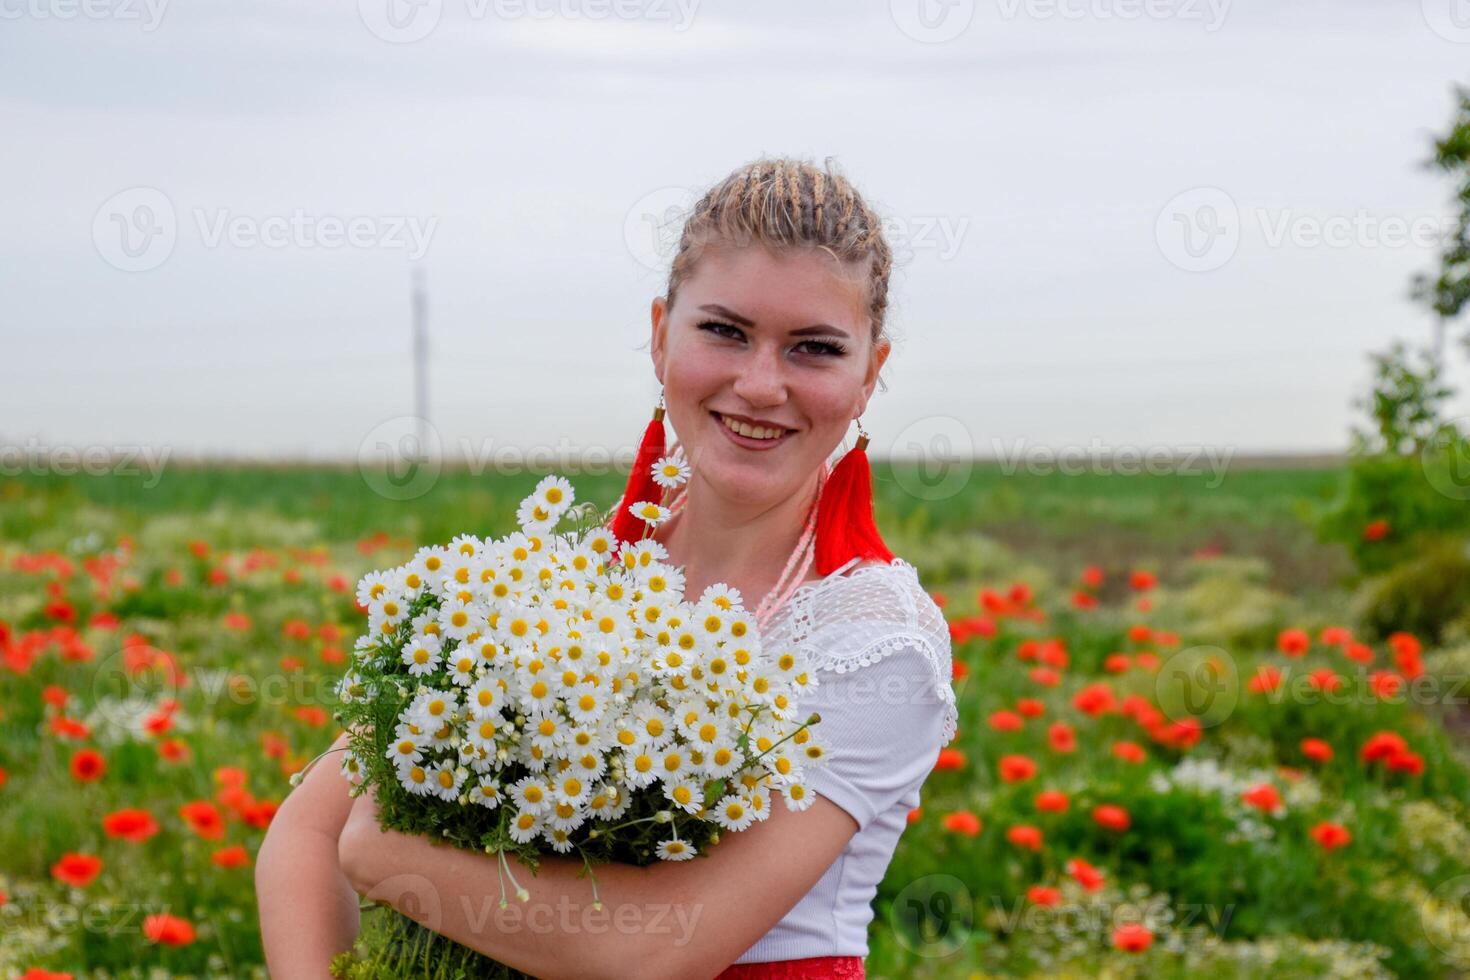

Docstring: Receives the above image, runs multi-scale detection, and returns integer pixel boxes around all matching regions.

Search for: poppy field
[1,463,1467,978]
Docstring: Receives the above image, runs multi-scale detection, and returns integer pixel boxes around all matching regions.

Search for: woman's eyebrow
[697,303,851,340]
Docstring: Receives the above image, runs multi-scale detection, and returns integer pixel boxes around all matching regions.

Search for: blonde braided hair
[665,157,894,363]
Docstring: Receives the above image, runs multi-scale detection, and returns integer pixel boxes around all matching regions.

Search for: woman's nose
[731,348,788,406]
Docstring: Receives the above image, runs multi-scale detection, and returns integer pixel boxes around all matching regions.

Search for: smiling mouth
[710,411,795,442]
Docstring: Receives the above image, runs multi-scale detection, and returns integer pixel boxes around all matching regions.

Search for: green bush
[1351,538,1470,643]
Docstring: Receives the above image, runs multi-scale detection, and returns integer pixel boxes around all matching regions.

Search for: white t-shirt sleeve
[800,640,947,834]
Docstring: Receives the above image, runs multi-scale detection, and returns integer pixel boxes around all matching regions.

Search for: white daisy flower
[533,475,575,515]
[399,763,435,797]
[662,778,702,815]
[401,634,444,677]
[469,780,502,809]
[628,501,671,527]
[650,452,689,490]
[780,781,816,812]
[712,793,756,832]
[385,732,425,768]
[656,837,698,862]
[543,824,577,854]
[438,596,479,641]
[466,674,507,718]
[701,740,744,780]
[509,775,552,813]
[427,763,466,802]
[356,570,395,608]
[507,809,542,844]
[406,688,460,730]
[581,528,617,562]
[448,534,483,560]
[698,582,745,612]
[516,496,558,534]
[412,545,450,587]
[465,714,503,752]
[445,648,479,687]
[340,751,365,786]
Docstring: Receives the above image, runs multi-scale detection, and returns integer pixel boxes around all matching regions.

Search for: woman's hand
[337,784,385,892]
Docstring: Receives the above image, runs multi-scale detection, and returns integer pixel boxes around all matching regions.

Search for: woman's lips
[710,411,795,450]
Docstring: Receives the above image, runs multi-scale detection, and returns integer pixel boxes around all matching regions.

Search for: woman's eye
[697,321,846,357]
[698,321,743,340]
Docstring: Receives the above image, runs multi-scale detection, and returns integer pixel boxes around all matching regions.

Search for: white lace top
[734,556,956,964]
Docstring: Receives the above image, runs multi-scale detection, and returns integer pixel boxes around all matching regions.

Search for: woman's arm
[256,731,361,978]
[338,787,859,980]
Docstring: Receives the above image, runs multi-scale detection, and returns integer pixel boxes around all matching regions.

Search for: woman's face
[650,244,891,508]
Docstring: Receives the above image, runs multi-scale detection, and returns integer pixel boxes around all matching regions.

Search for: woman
[257,157,956,980]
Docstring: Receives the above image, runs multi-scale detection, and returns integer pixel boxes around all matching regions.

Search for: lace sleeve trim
[807,630,958,747]
[769,558,958,746]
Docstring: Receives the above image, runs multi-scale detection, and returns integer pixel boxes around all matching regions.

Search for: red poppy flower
[69,748,106,782]
[143,913,196,946]
[1113,923,1153,952]
[1092,804,1131,832]
[1035,789,1070,813]
[1248,666,1282,694]
[1006,825,1043,850]
[1071,591,1098,610]
[988,710,1024,732]
[1111,741,1147,764]
[942,811,982,836]
[211,845,251,869]
[1310,822,1351,851]
[1026,884,1061,906]
[906,808,922,825]
[20,969,74,980]
[1015,698,1045,718]
[1047,722,1076,754]
[179,800,226,840]
[1241,784,1283,815]
[51,852,103,888]
[999,755,1038,783]
[1300,738,1334,764]
[1081,565,1104,588]
[1362,519,1390,541]
[1276,629,1310,657]
[933,748,967,772]
[102,809,160,844]
[1067,857,1105,891]
[1128,570,1156,591]
[1028,667,1061,687]
[1072,683,1116,717]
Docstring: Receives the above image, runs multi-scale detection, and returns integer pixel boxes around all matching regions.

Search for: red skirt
[716,956,864,979]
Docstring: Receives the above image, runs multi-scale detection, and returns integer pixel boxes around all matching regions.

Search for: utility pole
[412,266,430,460]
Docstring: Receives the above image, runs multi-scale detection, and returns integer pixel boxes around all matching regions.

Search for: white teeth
[719,414,786,440]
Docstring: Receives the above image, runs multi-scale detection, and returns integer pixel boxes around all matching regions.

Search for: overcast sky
[5,0,1470,467]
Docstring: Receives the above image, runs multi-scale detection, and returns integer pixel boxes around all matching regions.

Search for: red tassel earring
[813,417,894,575]
[609,393,668,545]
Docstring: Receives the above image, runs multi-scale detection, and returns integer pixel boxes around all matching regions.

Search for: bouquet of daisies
[324,463,827,979]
